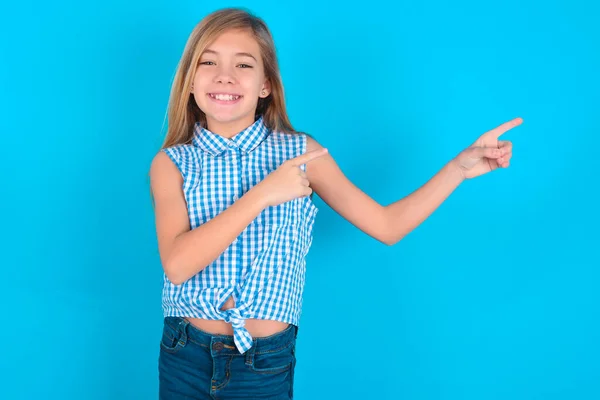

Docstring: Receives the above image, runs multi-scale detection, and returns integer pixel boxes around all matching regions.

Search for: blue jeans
[158,316,297,399]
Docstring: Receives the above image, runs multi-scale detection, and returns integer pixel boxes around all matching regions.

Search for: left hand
[453,117,523,179]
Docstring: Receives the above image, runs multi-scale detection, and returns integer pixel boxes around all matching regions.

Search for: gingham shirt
[160,117,318,354]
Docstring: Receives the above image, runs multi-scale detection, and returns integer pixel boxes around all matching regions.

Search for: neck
[206,114,256,138]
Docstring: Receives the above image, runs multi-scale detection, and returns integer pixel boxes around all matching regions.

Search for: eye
[199,61,215,66]
[238,64,253,68]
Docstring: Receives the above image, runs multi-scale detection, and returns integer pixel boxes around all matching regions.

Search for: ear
[260,80,272,98]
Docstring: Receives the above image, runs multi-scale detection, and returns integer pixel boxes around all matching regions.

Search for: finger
[497,151,512,164]
[302,187,313,197]
[495,152,512,167]
[498,140,512,154]
[470,146,503,159]
[298,170,307,178]
[290,148,328,166]
[486,117,523,140]
[300,178,310,187]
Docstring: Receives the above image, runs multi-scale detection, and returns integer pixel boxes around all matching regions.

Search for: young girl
[150,7,522,400]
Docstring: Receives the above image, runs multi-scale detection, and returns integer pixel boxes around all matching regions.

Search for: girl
[149,7,522,400]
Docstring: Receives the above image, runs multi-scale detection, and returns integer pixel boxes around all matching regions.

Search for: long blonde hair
[161,8,296,149]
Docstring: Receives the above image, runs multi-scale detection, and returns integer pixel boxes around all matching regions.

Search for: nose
[213,64,236,85]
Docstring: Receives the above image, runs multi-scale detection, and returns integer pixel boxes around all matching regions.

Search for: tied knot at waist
[221,308,252,354]
[223,308,246,329]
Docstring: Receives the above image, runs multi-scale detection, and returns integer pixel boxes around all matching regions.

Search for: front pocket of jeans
[159,321,182,354]
[249,342,295,374]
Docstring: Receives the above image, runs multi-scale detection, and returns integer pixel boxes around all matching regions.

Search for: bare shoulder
[306,134,325,152]
[303,134,332,179]
[150,151,182,196]
[150,150,178,176]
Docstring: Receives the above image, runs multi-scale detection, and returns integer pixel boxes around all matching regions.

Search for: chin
[206,113,245,124]
[203,107,255,124]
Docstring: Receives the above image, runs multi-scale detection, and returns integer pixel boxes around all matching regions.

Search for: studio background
[1,0,598,399]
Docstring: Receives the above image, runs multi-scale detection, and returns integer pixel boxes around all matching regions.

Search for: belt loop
[244,341,256,366]
[177,318,190,346]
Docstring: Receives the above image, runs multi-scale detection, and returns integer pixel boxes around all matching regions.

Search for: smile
[208,93,242,102]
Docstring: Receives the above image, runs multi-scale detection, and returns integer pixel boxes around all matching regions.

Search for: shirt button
[228,141,236,147]
[233,194,238,201]
[213,342,224,351]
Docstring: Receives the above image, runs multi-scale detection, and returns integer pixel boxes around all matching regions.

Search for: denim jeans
[158,316,297,399]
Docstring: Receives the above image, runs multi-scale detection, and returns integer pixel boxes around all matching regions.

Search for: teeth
[212,94,240,101]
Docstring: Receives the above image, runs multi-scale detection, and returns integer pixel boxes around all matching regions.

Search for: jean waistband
[163,316,297,355]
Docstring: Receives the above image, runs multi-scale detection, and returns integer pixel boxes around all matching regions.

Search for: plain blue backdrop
[1,0,598,399]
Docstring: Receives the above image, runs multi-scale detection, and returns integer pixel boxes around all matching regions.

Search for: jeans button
[213,342,224,351]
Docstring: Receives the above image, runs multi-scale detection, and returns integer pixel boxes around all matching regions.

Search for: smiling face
[191,28,271,137]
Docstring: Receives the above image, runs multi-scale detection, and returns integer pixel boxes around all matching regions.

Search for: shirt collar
[192,117,269,156]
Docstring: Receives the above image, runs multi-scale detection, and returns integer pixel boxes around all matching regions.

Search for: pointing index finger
[488,117,523,139]
[290,148,329,166]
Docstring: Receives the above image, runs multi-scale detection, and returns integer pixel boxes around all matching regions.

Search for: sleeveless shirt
[160,117,318,353]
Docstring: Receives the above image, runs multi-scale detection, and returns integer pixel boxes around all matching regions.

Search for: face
[191,29,270,137]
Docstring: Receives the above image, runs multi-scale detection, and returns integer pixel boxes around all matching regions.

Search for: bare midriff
[185,295,290,337]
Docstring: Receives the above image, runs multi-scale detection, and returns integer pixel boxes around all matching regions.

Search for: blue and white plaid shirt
[161,117,318,353]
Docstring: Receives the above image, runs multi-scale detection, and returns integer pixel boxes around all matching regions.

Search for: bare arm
[305,136,464,245]
[150,152,266,285]
[306,117,522,245]
[382,161,464,244]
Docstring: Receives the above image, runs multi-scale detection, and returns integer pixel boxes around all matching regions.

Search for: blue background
[1,0,598,399]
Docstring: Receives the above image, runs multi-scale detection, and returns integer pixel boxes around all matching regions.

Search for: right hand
[252,147,329,208]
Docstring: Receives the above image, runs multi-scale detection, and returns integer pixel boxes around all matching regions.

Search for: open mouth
[208,93,242,103]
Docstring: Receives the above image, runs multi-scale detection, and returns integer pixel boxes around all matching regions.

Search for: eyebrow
[202,49,257,61]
